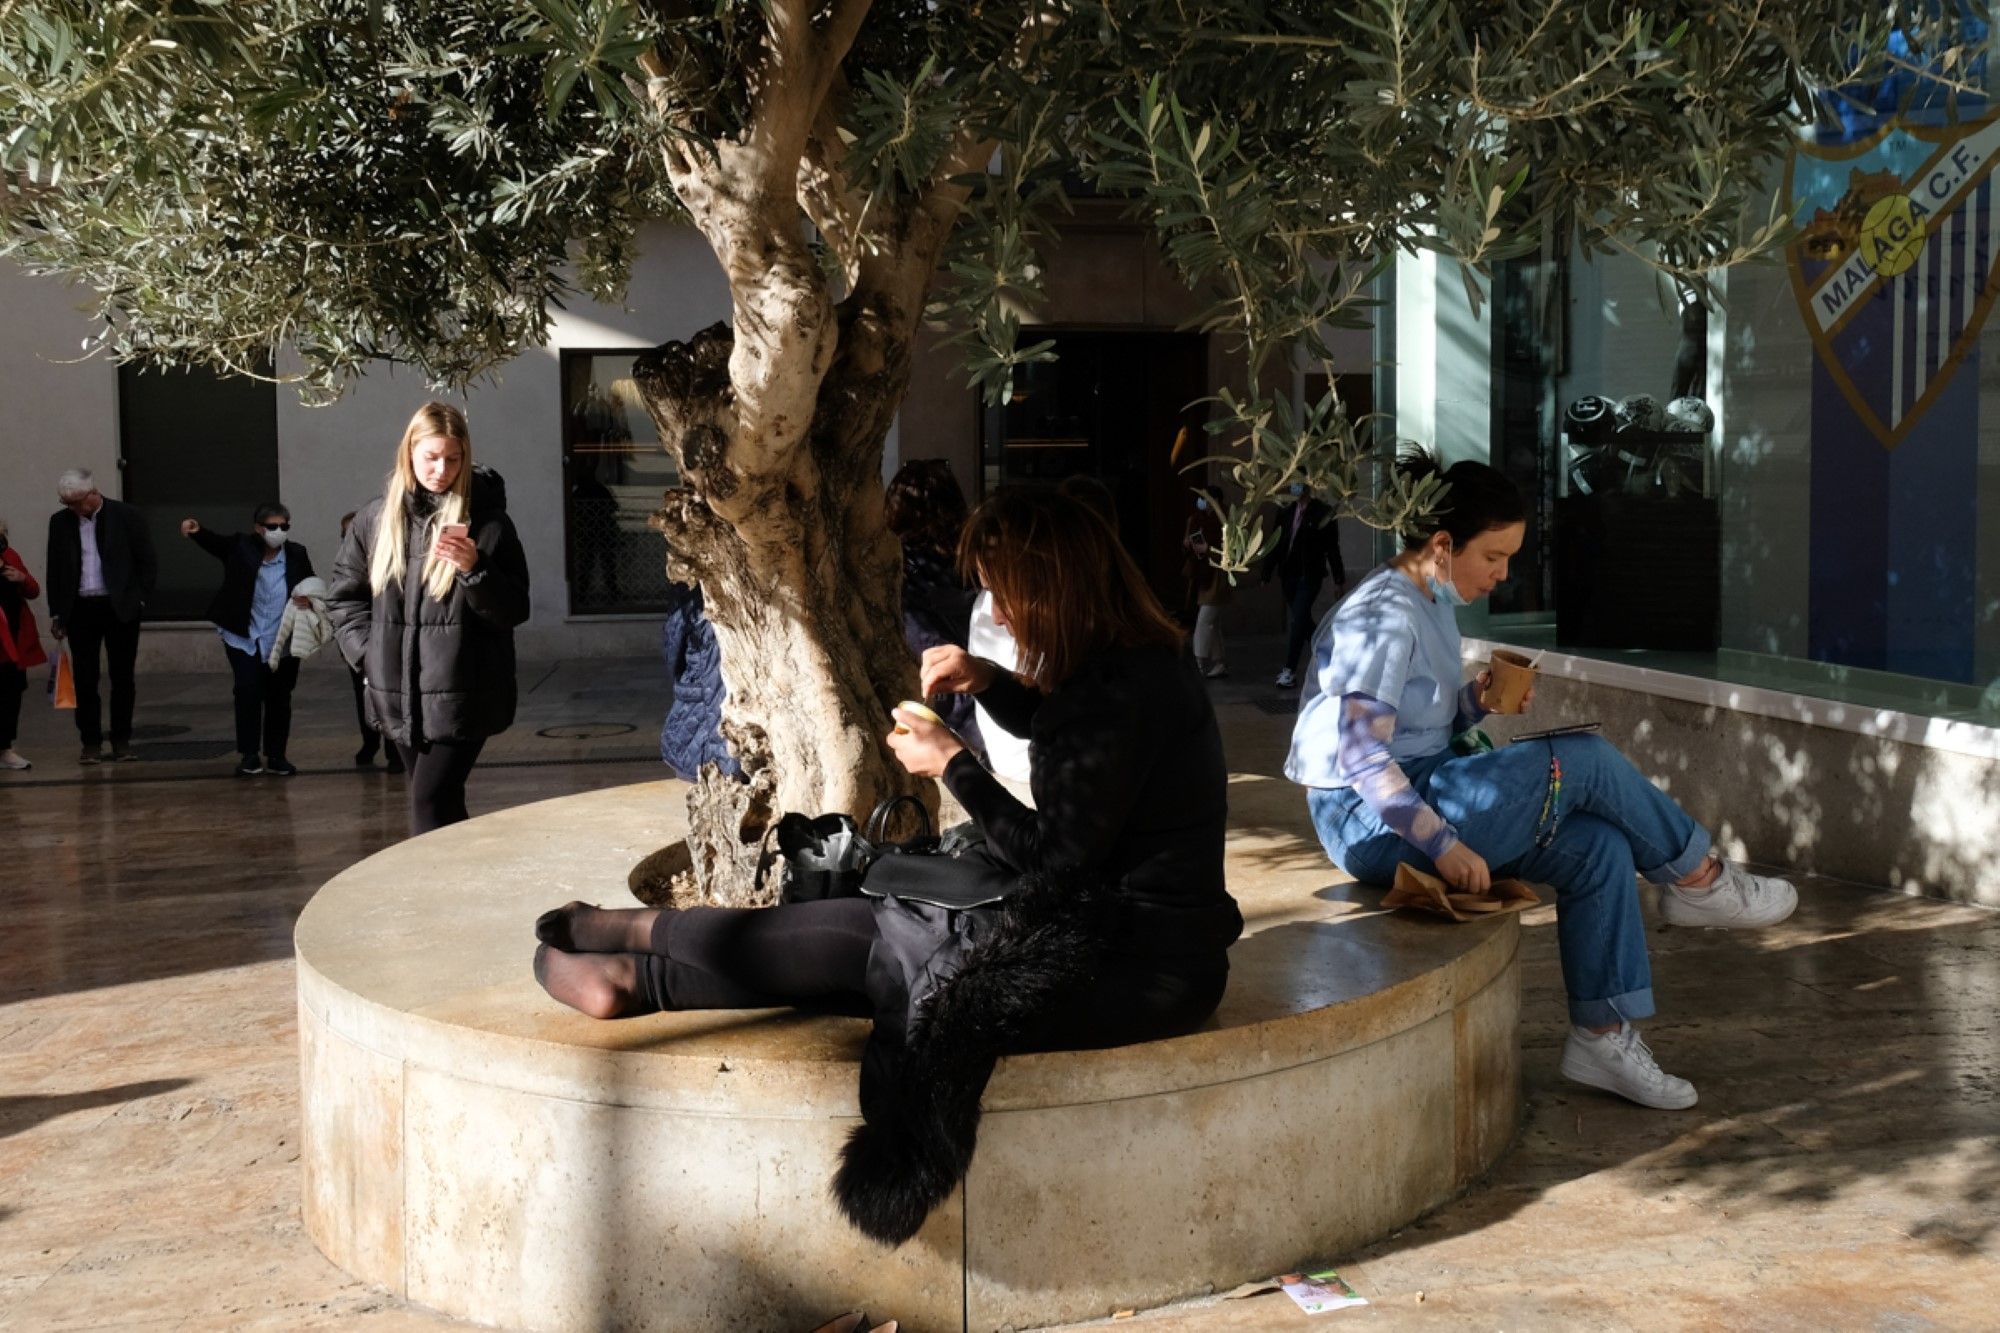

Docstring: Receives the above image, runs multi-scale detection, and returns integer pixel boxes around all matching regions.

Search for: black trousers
[225,645,300,761]
[632,898,1228,1050]
[393,736,487,835]
[1280,574,1324,675]
[349,668,378,755]
[0,663,24,748]
[61,596,140,747]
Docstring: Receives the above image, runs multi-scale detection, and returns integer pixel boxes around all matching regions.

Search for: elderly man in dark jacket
[46,468,157,763]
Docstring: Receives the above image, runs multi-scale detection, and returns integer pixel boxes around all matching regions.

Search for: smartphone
[439,522,469,542]
[1508,721,1602,743]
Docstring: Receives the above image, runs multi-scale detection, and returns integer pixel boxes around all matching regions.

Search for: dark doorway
[979,330,1208,607]
[117,361,280,621]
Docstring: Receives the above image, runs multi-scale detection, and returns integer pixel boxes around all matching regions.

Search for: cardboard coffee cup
[1481,650,1536,714]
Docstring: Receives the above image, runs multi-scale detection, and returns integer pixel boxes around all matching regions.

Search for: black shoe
[235,757,265,777]
[107,742,139,762]
[80,744,104,765]
[354,744,378,766]
[384,750,405,775]
[266,758,299,777]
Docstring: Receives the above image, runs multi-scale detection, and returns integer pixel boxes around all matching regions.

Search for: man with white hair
[45,468,157,763]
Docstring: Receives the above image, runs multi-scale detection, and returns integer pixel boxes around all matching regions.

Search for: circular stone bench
[297,777,1520,1332]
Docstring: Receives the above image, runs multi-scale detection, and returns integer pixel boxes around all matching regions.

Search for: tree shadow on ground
[0,1079,193,1140]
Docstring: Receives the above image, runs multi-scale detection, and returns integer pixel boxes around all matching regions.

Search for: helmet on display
[1564,395,1616,444]
[1665,396,1715,434]
[1615,394,1668,434]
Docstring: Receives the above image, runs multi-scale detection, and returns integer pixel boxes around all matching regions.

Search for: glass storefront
[560,350,679,616]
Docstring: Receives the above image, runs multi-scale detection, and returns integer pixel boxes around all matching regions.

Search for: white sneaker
[1560,1022,1697,1110]
[1660,860,1798,929]
[1275,668,1296,688]
[0,749,30,771]
[1202,663,1229,680]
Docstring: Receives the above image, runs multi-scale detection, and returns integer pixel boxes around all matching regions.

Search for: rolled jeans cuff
[1569,986,1655,1029]
[1645,824,1713,886]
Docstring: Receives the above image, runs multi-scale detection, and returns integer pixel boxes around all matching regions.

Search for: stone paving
[2,649,1997,1331]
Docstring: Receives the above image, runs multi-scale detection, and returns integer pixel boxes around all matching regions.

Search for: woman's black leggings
[635,897,879,1013]
[627,897,1229,1049]
[393,736,486,835]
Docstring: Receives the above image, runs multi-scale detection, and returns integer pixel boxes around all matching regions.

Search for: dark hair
[884,459,969,557]
[1396,453,1525,550]
[959,485,1182,691]
[1055,474,1120,535]
[254,503,290,527]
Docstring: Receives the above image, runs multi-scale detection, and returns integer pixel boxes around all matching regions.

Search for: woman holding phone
[328,402,529,835]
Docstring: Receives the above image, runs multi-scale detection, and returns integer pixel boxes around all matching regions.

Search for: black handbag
[859,796,1020,911]
[775,796,1019,910]
[775,794,939,903]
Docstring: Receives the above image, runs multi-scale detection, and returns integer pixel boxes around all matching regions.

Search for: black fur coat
[833,871,1113,1246]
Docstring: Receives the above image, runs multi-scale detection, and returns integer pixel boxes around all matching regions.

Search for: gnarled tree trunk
[628,5,984,904]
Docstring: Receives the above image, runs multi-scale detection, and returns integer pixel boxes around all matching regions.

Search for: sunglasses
[262,523,290,532]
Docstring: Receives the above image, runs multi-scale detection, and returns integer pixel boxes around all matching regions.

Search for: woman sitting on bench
[1288,453,1796,1110]
[533,485,1242,1242]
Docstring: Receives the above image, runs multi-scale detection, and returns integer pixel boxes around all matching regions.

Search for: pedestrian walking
[45,469,156,763]
[338,511,401,773]
[328,403,529,835]
[1182,497,1229,679]
[180,504,317,776]
[0,517,49,771]
[1264,484,1346,689]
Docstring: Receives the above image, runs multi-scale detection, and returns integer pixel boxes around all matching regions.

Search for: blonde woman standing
[328,403,529,835]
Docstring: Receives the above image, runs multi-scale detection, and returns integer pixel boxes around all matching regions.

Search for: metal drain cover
[127,740,236,762]
[536,723,639,740]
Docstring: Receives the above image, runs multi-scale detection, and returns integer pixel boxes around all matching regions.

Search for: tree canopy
[1,1,1974,560]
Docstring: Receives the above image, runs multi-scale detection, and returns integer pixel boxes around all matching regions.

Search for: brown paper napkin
[1382,862,1541,922]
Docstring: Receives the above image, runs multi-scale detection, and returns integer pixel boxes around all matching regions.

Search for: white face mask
[262,528,288,550]
[1428,546,1470,607]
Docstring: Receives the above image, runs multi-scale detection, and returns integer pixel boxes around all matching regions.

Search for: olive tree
[1,0,1962,900]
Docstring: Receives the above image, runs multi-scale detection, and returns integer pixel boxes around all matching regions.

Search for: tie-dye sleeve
[1454,678,1488,734]
[1337,693,1460,862]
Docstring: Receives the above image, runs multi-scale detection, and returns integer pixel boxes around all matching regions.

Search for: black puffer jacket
[327,469,529,746]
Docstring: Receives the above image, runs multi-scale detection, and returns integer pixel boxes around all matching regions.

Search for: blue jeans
[1307,734,1712,1027]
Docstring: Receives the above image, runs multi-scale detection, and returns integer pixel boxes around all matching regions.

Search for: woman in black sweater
[533,486,1240,1242]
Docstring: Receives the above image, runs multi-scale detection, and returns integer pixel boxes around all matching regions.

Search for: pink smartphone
[439,523,469,542]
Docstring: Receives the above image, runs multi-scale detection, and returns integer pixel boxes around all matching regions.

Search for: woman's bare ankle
[1674,854,1722,891]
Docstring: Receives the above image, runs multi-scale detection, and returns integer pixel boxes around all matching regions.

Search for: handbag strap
[865,793,934,847]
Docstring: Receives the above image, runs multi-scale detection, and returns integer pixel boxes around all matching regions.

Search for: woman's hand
[886,708,965,779]
[179,518,200,537]
[0,565,24,585]
[1435,842,1491,895]
[432,531,479,573]
[920,645,996,698]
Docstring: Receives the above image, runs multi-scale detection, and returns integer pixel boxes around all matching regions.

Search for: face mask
[1194,497,1208,512]
[1429,547,1470,607]
[262,528,288,550]
[1289,483,1306,496]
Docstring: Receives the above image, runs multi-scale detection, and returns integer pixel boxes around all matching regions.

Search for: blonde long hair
[370,402,473,601]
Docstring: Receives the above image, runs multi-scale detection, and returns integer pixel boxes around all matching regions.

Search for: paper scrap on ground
[1279,1270,1368,1314]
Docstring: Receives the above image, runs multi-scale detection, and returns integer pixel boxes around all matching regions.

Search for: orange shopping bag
[51,646,75,710]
